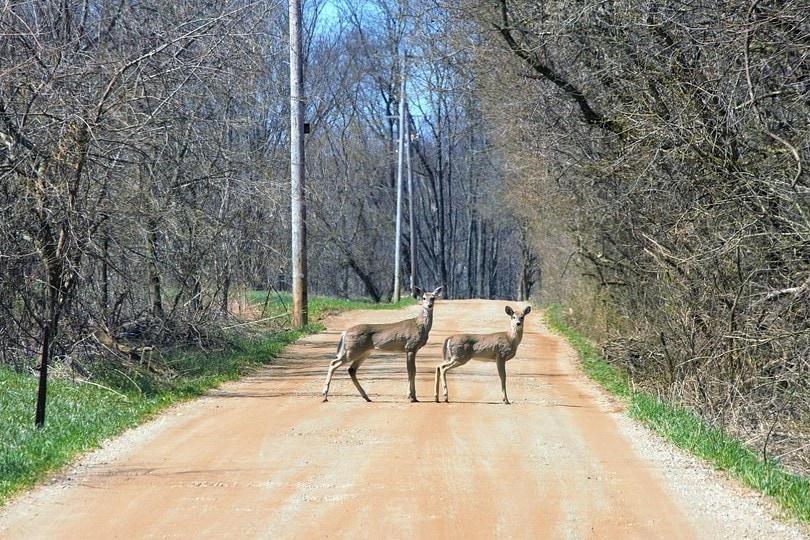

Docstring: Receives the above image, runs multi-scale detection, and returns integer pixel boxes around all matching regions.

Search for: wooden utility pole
[393,52,406,302]
[289,0,308,326]
[406,105,416,292]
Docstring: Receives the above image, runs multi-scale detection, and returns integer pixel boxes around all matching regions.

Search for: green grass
[0,293,405,506]
[1,368,162,498]
[544,305,810,524]
[246,290,415,321]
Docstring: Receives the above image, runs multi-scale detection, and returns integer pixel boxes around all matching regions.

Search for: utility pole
[393,51,406,303]
[406,104,416,292]
[289,0,308,326]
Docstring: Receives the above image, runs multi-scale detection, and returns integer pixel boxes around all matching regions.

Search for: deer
[434,305,532,405]
[321,286,443,403]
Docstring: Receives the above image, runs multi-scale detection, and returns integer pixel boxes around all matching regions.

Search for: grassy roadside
[543,305,810,524]
[0,295,411,506]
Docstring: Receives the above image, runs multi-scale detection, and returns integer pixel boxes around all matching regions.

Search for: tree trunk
[147,222,164,318]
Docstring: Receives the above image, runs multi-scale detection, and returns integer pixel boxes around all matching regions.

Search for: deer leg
[348,356,372,402]
[434,363,442,402]
[497,358,510,404]
[322,355,347,402]
[323,332,349,402]
[438,358,468,403]
[406,351,418,402]
[435,339,451,402]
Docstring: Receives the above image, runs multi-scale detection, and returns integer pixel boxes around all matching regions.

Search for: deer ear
[433,286,443,297]
[505,306,514,316]
[413,287,423,298]
[523,306,532,315]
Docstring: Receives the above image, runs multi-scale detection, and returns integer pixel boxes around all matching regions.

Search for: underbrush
[0,294,408,506]
[544,305,810,524]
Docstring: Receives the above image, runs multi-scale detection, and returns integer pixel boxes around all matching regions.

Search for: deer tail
[336,331,347,359]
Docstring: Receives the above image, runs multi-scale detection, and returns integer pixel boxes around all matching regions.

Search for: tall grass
[0,294,408,506]
[544,305,810,523]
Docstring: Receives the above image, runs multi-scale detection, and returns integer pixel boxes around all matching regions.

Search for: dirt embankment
[1,300,807,539]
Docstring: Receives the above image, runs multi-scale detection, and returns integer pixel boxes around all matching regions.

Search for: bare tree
[455,0,809,474]
[0,0,290,419]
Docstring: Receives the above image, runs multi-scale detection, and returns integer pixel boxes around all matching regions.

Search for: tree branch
[492,0,623,136]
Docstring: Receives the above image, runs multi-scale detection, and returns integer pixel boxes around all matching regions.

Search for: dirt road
[1,300,806,539]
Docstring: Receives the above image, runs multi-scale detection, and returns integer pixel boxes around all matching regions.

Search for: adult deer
[322,286,443,403]
[434,305,532,404]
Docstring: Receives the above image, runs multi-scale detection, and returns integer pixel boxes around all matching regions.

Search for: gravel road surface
[1,300,807,539]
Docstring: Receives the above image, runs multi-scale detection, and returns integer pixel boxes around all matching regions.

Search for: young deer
[322,286,443,403]
[434,305,532,404]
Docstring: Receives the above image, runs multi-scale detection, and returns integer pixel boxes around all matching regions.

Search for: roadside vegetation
[545,306,810,524]
[0,295,411,506]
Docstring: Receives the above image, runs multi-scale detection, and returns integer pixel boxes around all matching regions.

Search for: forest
[1,0,807,475]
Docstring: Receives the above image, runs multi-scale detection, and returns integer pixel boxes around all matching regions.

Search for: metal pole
[289,0,308,326]
[393,52,406,303]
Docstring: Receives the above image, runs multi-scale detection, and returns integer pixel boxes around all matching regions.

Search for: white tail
[322,286,443,402]
[434,305,532,404]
